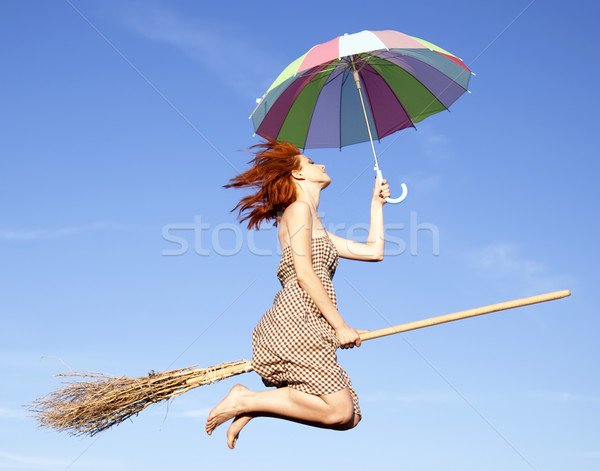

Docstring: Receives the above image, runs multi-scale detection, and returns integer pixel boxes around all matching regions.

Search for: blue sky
[1,1,598,470]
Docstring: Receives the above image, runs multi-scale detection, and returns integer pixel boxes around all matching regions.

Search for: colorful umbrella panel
[251,30,472,149]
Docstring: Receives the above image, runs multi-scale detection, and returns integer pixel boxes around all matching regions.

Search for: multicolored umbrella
[251,30,473,203]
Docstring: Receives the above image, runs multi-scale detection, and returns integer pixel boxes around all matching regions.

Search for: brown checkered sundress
[252,235,360,416]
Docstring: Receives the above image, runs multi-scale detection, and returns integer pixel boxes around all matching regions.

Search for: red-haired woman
[205,138,390,448]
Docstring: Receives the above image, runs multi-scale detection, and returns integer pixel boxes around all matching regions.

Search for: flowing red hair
[225,137,302,230]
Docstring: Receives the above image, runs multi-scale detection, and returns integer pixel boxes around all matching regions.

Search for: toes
[205,418,216,435]
[227,432,238,449]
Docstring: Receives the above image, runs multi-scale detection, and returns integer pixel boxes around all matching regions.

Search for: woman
[205,138,390,448]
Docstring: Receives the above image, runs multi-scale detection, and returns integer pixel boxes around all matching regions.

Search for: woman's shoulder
[280,201,313,225]
[284,200,311,215]
[279,202,315,245]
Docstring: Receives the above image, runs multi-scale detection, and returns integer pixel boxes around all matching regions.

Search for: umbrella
[251,29,473,203]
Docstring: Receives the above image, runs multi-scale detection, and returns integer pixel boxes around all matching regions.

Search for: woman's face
[296,155,331,187]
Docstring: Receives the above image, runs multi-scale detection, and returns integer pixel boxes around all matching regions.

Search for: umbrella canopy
[251,30,472,149]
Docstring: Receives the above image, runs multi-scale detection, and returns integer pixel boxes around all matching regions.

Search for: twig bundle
[30,360,253,436]
[30,290,569,437]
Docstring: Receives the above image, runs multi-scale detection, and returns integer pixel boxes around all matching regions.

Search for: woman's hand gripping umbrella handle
[376,168,407,204]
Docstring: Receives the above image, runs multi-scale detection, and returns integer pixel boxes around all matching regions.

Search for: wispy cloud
[0,222,124,241]
[0,451,66,471]
[361,390,461,405]
[415,125,455,161]
[472,243,544,276]
[524,390,600,404]
[0,408,25,419]
[178,407,211,419]
[562,450,600,459]
[406,173,442,196]
[121,5,280,99]
[467,243,575,293]
[0,450,128,471]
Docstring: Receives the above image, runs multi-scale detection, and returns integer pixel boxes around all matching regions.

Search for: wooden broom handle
[359,290,571,341]
[186,291,570,384]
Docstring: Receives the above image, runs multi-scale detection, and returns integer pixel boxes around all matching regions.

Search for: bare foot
[227,414,253,449]
[205,384,248,435]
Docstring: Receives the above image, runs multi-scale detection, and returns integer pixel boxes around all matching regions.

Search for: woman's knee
[331,404,355,426]
[324,400,355,426]
[321,388,356,426]
[330,409,360,430]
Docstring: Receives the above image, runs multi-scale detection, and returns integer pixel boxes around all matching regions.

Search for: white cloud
[179,407,211,418]
[407,173,442,195]
[472,243,544,276]
[0,222,123,241]
[0,451,66,470]
[121,6,280,98]
[416,126,454,160]
[467,243,575,293]
[525,390,600,404]
[0,408,25,419]
[0,450,128,471]
[361,390,460,405]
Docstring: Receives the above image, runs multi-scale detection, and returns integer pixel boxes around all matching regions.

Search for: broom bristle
[29,360,253,436]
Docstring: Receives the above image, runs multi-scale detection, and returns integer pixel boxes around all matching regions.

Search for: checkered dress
[252,235,360,416]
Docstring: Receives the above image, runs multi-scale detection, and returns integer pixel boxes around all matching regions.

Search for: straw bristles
[30,359,253,436]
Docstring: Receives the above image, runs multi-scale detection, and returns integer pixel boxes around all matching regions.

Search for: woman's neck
[295,184,321,210]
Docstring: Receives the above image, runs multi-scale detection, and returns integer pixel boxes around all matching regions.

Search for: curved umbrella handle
[376,169,407,204]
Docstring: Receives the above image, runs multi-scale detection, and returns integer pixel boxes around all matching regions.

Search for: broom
[30,290,570,436]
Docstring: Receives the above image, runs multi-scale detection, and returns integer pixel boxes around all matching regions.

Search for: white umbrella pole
[350,59,407,204]
[351,60,381,170]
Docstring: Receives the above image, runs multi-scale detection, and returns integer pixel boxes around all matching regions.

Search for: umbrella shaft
[351,59,380,172]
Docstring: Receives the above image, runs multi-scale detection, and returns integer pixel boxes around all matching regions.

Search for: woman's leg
[226,406,360,449]
[206,384,359,441]
[226,414,254,449]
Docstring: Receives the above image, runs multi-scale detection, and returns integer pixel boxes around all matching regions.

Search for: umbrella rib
[366,55,453,119]
[300,62,348,88]
[305,70,333,149]
[362,50,469,94]
[304,66,337,148]
[359,61,413,142]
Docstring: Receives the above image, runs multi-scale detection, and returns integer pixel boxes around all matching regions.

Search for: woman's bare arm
[328,177,390,261]
[283,201,361,348]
